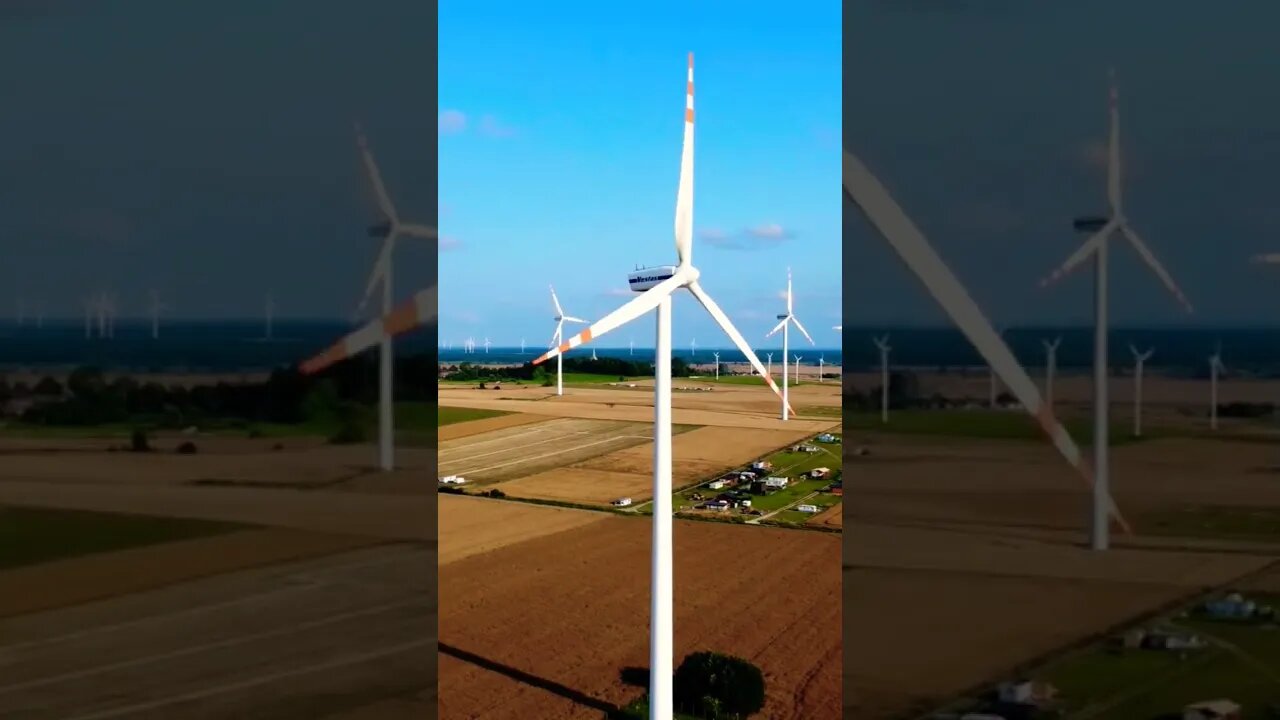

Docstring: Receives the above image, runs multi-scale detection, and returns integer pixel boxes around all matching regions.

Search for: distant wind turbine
[713,351,720,380]
[1209,342,1225,431]
[874,335,891,423]
[1042,336,1061,409]
[793,353,802,385]
[149,290,167,340]
[1129,344,1153,437]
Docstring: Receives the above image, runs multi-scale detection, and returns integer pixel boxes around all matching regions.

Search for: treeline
[441,356,691,383]
[0,354,440,428]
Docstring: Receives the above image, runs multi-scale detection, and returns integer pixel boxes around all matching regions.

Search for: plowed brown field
[438,495,841,719]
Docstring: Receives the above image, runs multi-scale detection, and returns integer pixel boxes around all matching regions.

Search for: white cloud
[478,114,516,138]
[439,109,467,135]
[747,223,790,240]
[702,223,794,250]
[601,287,632,297]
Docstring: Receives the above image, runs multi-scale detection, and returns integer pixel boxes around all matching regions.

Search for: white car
[611,497,633,507]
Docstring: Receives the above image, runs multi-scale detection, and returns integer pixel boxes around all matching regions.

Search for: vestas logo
[630,273,674,284]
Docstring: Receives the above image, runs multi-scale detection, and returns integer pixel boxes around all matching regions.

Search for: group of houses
[944,676,1242,720]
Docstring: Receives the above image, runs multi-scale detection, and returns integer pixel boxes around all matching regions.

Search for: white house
[708,480,728,491]
[611,497,633,507]
[439,475,467,485]
[796,504,820,513]
[1183,699,1241,720]
[750,460,772,471]
[762,476,788,489]
[810,467,830,479]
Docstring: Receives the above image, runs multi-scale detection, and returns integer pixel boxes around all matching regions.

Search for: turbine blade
[398,223,437,240]
[549,285,564,317]
[533,272,688,365]
[357,240,394,313]
[562,315,589,324]
[790,316,815,345]
[300,286,435,374]
[673,53,695,265]
[1119,224,1193,313]
[1040,219,1116,288]
[355,124,398,224]
[687,281,794,416]
[765,318,787,338]
[842,147,1131,533]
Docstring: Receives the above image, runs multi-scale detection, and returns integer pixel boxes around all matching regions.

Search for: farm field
[437,494,841,720]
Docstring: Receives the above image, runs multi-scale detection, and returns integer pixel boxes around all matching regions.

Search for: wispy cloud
[440,235,462,251]
[439,109,467,135]
[478,114,517,138]
[702,223,795,250]
[453,310,480,324]
[601,287,632,298]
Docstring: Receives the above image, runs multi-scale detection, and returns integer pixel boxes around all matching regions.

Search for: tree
[673,651,766,718]
[33,376,62,397]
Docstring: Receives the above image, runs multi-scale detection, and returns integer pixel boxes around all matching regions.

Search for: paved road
[0,544,435,719]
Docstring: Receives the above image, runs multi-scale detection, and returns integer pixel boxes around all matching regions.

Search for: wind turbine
[690,337,696,357]
[1130,344,1153,437]
[591,346,598,361]
[298,287,436,378]
[988,327,1003,408]
[818,354,824,382]
[765,352,773,378]
[630,338,635,356]
[1043,336,1062,410]
[264,294,276,340]
[149,290,167,340]
[548,285,587,396]
[793,354,802,385]
[1039,68,1193,551]
[713,351,720,379]
[352,123,436,473]
[765,268,815,421]
[484,337,491,354]
[843,136,1132,548]
[1209,342,1225,431]
[529,54,788,720]
[520,338,526,355]
[873,335,891,423]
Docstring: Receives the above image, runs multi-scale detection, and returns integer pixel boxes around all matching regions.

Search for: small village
[933,591,1279,720]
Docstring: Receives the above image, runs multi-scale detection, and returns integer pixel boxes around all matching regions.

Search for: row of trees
[0,353,439,428]
[441,356,692,384]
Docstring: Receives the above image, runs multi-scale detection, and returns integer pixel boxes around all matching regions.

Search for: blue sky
[438,2,842,350]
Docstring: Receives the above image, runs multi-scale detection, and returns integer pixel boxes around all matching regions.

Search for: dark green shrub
[673,651,765,718]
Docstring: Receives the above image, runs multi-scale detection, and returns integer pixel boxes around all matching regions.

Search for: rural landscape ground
[843,368,1280,719]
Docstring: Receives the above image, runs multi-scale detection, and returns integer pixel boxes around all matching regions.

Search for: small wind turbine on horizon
[988,327,1003,408]
[630,338,635,356]
[765,352,773,377]
[548,285,587,396]
[874,335,891,424]
[817,354,824,382]
[520,337,526,355]
[713,351,720,379]
[1209,342,1225,431]
[1043,336,1062,410]
[793,353,802,385]
[690,337,696,357]
[1130,344,1153,437]
[1039,67,1193,551]
[149,290,167,340]
[765,268,815,421]
[264,294,276,340]
[483,337,491,354]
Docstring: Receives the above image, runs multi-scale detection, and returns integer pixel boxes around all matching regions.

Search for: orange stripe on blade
[383,303,419,337]
[687,81,694,96]
[581,328,593,343]
[685,108,694,123]
[300,344,347,375]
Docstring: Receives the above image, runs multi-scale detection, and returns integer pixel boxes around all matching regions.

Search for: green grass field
[1020,593,1280,719]
[1140,505,1280,545]
[667,434,842,519]
[843,408,1160,445]
[436,406,510,427]
[0,506,249,570]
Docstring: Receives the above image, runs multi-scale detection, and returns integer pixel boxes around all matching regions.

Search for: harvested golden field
[438,412,550,440]
[492,467,651,505]
[437,418,658,485]
[437,494,609,565]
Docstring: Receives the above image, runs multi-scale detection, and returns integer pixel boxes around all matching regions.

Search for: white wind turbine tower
[690,337,696,357]
[874,335,891,423]
[1043,336,1062,410]
[793,354,802,385]
[988,327,1003,408]
[765,352,773,377]
[149,290,167,340]
[765,268,815,421]
[484,337,491,354]
[630,338,635,356]
[818,354,824,382]
[264,294,276,340]
[1129,344,1153,437]
[352,123,436,472]
[591,346,598,361]
[530,54,789,720]
[547,285,587,396]
[844,132,1133,547]
[713,351,720,379]
[1209,342,1225,431]
[1038,68,1193,551]
[520,337,526,355]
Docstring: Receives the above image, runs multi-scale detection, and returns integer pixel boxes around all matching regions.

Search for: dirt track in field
[438,495,840,719]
